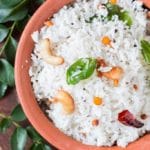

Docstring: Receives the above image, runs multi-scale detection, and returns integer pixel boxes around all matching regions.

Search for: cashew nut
[50,90,75,114]
[102,67,123,80]
[102,67,124,86]
[39,38,64,65]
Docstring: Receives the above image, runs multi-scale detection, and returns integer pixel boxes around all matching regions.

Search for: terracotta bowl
[15,0,150,150]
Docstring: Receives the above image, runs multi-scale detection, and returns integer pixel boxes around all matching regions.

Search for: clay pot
[15,0,150,150]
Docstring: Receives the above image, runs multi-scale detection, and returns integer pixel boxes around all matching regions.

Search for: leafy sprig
[0,104,52,150]
[0,0,44,98]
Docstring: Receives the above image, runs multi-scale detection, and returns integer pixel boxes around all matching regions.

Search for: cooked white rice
[29,0,150,147]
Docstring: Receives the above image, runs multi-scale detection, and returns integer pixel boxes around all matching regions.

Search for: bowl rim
[15,0,150,150]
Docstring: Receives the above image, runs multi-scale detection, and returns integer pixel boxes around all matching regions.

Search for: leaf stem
[12,121,20,127]
[0,21,17,56]
[0,112,20,127]
[0,112,6,118]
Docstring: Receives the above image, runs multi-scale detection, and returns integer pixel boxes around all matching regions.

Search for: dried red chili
[118,110,144,128]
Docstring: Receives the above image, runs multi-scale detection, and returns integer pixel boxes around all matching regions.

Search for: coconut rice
[29,0,150,147]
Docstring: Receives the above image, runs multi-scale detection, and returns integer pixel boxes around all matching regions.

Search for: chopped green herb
[105,3,121,20]
[105,3,133,27]
[85,14,98,23]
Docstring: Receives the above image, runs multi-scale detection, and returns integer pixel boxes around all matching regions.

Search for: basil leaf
[27,126,43,142]
[0,24,9,42]
[141,40,150,63]
[67,58,96,85]
[0,0,28,23]
[4,36,17,64]
[119,11,132,27]
[0,118,12,133]
[0,59,15,87]
[0,82,7,99]
[11,127,27,150]
[11,105,26,122]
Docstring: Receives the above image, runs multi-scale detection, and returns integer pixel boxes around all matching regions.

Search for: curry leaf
[105,3,121,20]
[4,36,17,63]
[34,0,45,5]
[11,127,28,150]
[0,0,23,8]
[0,0,28,23]
[0,59,15,87]
[0,82,7,99]
[105,3,132,27]
[11,105,26,122]
[119,11,132,27]
[43,144,52,150]
[27,126,43,142]
[0,24,9,42]
[30,143,44,150]
[67,58,97,85]
[16,15,30,32]
[141,40,150,63]
[0,118,12,133]
[30,143,52,150]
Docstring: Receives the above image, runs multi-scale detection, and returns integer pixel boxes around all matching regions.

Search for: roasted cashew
[102,67,123,80]
[102,67,124,86]
[40,38,64,65]
[50,90,75,114]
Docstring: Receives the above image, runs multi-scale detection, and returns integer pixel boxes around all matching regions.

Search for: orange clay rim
[15,0,150,150]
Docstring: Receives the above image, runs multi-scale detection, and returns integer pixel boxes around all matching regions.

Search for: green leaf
[0,0,28,23]
[0,59,14,86]
[105,3,132,27]
[0,0,23,7]
[11,105,26,122]
[27,126,43,142]
[35,0,45,5]
[16,15,30,32]
[30,143,52,150]
[11,127,27,150]
[0,82,7,99]
[105,3,121,20]
[43,144,52,150]
[30,143,44,150]
[4,36,17,64]
[141,40,150,63]
[67,58,97,85]
[0,118,12,133]
[0,24,9,42]
[119,11,132,27]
